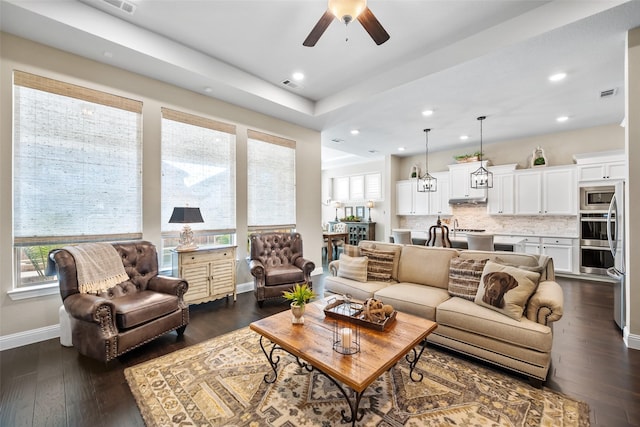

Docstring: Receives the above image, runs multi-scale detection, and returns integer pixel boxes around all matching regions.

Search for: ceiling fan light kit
[303,0,390,47]
[470,116,493,190]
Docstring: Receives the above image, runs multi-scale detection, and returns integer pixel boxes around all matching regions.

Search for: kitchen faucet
[453,218,459,236]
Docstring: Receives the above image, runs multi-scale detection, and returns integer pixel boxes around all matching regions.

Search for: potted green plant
[283,283,316,324]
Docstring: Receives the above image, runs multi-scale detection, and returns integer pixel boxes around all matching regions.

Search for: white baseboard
[0,324,60,351]
[311,267,324,277]
[624,327,640,350]
[236,281,253,294]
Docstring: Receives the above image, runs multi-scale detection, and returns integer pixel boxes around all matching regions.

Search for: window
[365,173,382,200]
[13,71,143,287]
[247,130,296,230]
[161,108,236,268]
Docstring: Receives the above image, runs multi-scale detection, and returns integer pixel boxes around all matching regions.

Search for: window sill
[7,283,59,300]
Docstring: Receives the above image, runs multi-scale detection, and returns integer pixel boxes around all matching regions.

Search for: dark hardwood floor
[1,272,639,426]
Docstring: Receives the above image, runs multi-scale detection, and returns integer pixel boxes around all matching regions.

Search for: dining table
[323,231,349,262]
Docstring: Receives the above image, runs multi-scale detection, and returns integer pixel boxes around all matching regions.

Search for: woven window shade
[161,108,236,234]
[247,130,296,228]
[13,71,143,246]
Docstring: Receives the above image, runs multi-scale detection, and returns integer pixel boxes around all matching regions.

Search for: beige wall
[626,27,639,347]
[398,124,625,175]
[0,33,322,337]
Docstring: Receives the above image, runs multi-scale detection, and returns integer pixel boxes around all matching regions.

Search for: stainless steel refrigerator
[606,181,625,330]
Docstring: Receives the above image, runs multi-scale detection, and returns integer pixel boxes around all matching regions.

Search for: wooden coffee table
[249,298,437,426]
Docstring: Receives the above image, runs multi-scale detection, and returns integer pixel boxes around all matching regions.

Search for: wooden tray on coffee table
[323,298,397,331]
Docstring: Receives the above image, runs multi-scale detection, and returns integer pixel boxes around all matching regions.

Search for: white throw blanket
[64,243,129,294]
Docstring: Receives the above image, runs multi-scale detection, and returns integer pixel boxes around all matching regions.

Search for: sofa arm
[249,259,265,278]
[329,260,340,276]
[148,275,188,300]
[63,293,117,329]
[525,280,564,326]
[293,257,315,278]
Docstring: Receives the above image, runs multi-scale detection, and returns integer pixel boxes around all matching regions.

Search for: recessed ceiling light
[103,51,113,58]
[398,147,406,152]
[549,72,567,82]
[422,109,434,116]
[204,87,212,93]
[292,72,305,81]
[556,116,569,122]
[350,129,360,135]
[460,135,469,140]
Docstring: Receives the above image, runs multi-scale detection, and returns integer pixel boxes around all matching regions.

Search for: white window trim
[7,282,59,300]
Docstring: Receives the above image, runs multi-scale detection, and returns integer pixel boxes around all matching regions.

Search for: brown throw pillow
[343,244,361,257]
[337,254,368,282]
[474,261,541,320]
[448,258,489,301]
[360,247,395,282]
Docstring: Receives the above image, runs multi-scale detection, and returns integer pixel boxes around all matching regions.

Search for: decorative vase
[291,303,305,324]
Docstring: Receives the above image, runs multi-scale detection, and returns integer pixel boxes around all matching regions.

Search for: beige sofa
[324,241,563,384]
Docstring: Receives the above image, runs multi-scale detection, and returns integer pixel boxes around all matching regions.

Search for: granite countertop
[409,230,578,245]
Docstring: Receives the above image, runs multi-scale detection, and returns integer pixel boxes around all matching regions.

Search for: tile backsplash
[399,204,578,237]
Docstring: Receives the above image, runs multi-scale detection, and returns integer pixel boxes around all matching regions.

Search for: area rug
[125,327,589,426]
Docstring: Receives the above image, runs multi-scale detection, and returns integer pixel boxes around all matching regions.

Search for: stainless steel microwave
[580,185,615,211]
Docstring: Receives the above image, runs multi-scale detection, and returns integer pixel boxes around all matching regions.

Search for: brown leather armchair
[249,232,315,307]
[48,241,189,362]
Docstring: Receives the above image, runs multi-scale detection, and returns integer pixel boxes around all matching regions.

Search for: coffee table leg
[405,339,428,382]
[318,371,365,426]
[259,336,281,383]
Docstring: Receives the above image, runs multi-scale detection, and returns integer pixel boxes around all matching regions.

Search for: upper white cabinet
[487,164,516,215]
[573,150,626,182]
[514,166,577,215]
[448,161,489,200]
[396,180,428,215]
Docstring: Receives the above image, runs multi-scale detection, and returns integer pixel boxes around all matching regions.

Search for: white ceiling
[2,0,639,167]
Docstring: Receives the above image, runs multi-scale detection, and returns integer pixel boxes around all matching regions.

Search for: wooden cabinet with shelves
[329,221,375,245]
[172,246,237,305]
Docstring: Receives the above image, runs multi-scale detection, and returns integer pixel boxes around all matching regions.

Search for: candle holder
[332,320,360,355]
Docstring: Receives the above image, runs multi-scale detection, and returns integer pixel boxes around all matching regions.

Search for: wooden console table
[172,246,236,304]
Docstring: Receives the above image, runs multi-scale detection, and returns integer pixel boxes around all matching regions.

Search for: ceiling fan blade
[303,10,334,47]
[357,7,390,45]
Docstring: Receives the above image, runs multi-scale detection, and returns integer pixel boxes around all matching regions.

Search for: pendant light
[417,128,437,192]
[470,116,493,189]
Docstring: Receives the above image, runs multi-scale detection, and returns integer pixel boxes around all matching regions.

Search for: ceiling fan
[303,0,390,47]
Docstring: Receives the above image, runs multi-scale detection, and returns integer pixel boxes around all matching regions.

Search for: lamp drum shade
[169,207,204,224]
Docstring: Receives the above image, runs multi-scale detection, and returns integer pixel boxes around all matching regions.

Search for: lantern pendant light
[417,128,437,192]
[470,116,493,189]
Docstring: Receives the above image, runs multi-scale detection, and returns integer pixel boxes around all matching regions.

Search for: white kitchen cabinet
[514,166,576,215]
[487,164,516,215]
[396,180,428,215]
[541,237,574,273]
[448,161,489,200]
[577,161,626,181]
[172,246,237,305]
[518,237,541,255]
[573,150,626,182]
[428,172,451,215]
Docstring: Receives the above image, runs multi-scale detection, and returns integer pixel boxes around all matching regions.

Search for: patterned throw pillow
[474,260,541,320]
[343,244,361,257]
[337,254,368,282]
[360,247,395,282]
[448,258,489,301]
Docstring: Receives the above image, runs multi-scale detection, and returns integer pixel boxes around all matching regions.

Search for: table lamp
[366,200,374,222]
[333,201,342,222]
[169,207,204,251]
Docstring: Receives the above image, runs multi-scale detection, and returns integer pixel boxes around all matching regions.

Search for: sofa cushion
[360,247,395,282]
[358,241,403,280]
[474,261,541,320]
[397,246,460,289]
[113,290,179,329]
[436,297,552,352]
[374,283,450,321]
[324,276,391,301]
[265,265,305,286]
[448,258,489,301]
[337,254,368,282]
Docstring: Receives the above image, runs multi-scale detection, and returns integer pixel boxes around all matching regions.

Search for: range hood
[448,196,487,205]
